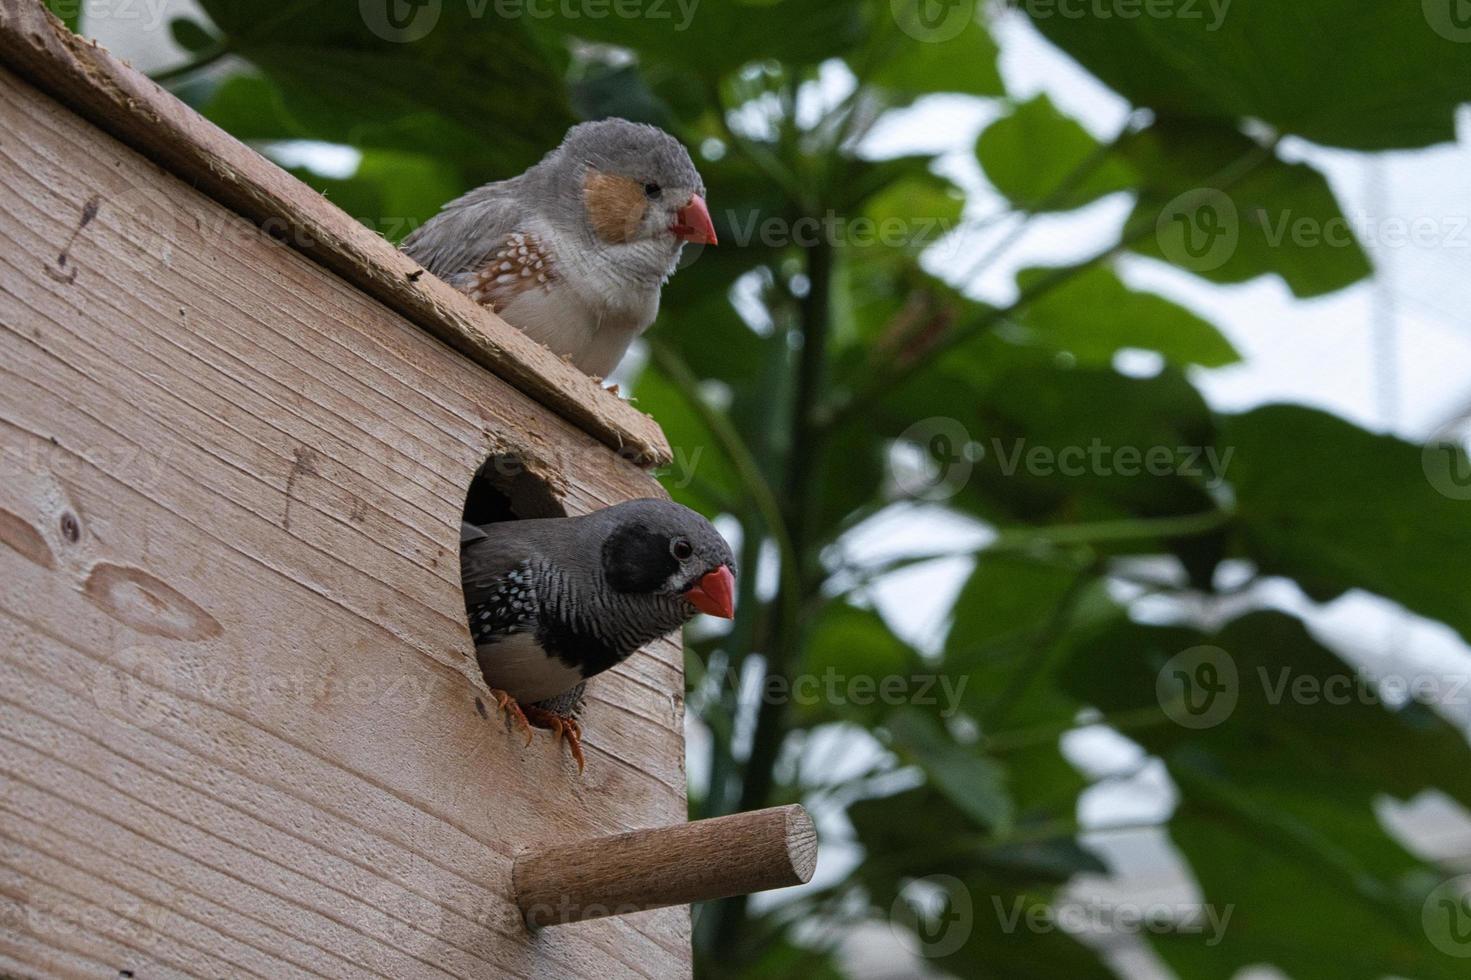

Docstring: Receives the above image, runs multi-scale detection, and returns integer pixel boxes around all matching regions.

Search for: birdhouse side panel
[0,66,689,979]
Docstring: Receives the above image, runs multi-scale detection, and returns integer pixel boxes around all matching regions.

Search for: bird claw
[484,688,585,773]
[523,705,586,775]
[489,687,534,746]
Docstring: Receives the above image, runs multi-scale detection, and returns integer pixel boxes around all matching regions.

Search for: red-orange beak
[671,194,718,245]
[683,565,735,619]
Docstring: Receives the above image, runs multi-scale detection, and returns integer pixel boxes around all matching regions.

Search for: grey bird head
[536,118,716,261]
[590,498,736,621]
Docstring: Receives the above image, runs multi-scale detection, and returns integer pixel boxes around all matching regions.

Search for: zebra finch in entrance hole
[461,498,735,771]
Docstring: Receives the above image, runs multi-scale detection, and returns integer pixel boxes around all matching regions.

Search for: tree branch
[820,135,1282,432]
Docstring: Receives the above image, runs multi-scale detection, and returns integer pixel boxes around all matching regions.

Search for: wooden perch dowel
[513,804,818,927]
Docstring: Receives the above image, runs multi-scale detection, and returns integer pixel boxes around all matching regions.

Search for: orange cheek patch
[583,170,649,244]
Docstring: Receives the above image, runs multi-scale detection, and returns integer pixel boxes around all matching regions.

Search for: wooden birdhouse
[0,4,814,976]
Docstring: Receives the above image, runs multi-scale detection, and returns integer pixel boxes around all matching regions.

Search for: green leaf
[45,0,79,32]
[869,4,1004,96]
[947,555,1085,661]
[968,364,1221,522]
[657,271,771,386]
[694,154,793,265]
[887,708,1015,834]
[976,95,1138,211]
[830,252,973,360]
[170,18,218,53]
[1222,404,1471,644]
[799,603,923,724]
[197,74,292,140]
[1028,0,1471,150]
[848,787,1114,979]
[714,933,847,980]
[633,363,741,516]
[526,0,866,76]
[1123,120,1372,298]
[1062,611,1471,979]
[1158,779,1459,980]
[1064,611,1471,810]
[196,1,574,183]
[286,150,461,243]
[1014,263,1239,368]
[942,556,1116,816]
[569,62,674,128]
[848,784,1104,882]
[857,174,964,260]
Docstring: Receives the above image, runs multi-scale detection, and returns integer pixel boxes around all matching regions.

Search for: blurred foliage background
[57,0,1471,975]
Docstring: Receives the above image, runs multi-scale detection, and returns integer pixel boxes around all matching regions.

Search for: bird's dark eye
[644,182,662,199]
[671,538,693,561]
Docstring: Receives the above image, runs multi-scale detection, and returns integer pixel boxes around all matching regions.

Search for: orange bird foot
[522,704,586,774]
[488,687,534,746]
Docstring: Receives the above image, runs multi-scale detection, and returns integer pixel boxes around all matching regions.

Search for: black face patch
[602,522,679,594]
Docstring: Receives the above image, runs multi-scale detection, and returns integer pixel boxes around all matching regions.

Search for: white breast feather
[503,220,661,377]
[477,632,585,703]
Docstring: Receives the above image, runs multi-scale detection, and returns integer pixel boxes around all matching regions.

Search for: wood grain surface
[0,61,692,979]
[0,0,672,467]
